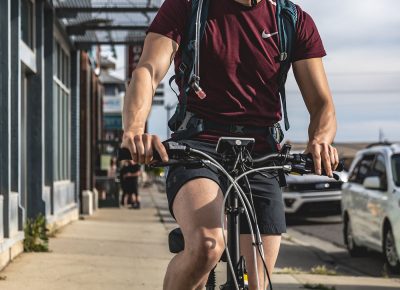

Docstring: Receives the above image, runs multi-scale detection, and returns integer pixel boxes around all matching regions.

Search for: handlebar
[118,142,202,167]
[252,152,344,176]
[118,141,344,179]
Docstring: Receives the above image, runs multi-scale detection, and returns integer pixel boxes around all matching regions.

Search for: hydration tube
[191,0,206,99]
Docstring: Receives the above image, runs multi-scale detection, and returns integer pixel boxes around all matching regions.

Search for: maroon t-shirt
[148,0,326,149]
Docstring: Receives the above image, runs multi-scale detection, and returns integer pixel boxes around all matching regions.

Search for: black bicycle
[119,137,343,290]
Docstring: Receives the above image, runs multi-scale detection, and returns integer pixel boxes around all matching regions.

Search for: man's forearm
[308,101,337,144]
[123,67,155,135]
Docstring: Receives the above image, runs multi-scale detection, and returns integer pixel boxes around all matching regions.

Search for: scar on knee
[204,237,217,249]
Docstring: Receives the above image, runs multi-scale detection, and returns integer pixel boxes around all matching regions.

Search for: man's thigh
[172,178,225,243]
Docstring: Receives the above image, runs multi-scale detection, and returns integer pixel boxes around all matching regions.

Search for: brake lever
[118,141,190,163]
[290,163,341,181]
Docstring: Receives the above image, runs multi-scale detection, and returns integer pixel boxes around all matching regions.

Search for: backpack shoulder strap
[276,0,298,131]
[168,0,210,132]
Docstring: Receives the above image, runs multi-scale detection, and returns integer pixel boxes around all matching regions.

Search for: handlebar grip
[118,148,132,161]
[300,154,344,172]
[335,161,344,172]
[288,154,344,181]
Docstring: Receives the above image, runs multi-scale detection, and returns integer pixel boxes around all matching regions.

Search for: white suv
[283,170,347,216]
[341,143,400,273]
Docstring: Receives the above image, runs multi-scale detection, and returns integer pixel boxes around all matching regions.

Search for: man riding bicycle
[121,0,339,289]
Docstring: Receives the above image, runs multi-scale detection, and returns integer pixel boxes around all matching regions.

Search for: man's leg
[163,178,226,290]
[134,177,140,206]
[240,235,281,290]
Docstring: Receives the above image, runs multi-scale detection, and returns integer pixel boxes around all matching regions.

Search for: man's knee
[185,228,225,270]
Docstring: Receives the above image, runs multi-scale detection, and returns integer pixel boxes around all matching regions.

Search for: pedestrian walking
[120,160,142,209]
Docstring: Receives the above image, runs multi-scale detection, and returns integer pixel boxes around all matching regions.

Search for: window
[392,154,400,187]
[104,85,117,97]
[348,154,375,184]
[53,38,70,181]
[370,154,388,191]
[21,0,35,49]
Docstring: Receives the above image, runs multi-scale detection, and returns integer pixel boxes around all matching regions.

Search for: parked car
[283,170,347,216]
[341,143,400,273]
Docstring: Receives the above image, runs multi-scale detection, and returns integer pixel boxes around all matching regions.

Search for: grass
[310,265,337,276]
[282,233,294,242]
[275,267,304,274]
[275,265,338,276]
[303,283,336,290]
[23,213,49,252]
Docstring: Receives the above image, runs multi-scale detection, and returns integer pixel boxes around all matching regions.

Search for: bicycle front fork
[219,256,249,290]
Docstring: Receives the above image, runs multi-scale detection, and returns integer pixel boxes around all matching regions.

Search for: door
[364,154,389,249]
[346,154,376,242]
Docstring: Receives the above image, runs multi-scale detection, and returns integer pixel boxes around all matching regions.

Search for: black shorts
[165,139,286,235]
[121,177,139,195]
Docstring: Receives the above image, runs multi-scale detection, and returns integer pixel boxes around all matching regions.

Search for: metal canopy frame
[56,7,159,18]
[66,25,148,36]
[53,0,162,47]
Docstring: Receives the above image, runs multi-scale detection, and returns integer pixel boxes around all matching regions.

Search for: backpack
[168,0,298,133]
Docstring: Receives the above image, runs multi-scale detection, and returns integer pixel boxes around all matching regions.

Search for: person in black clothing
[120,160,141,209]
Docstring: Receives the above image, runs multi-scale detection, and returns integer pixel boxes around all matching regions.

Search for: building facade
[0,0,102,269]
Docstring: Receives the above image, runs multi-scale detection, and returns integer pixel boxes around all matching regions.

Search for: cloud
[282,1,400,142]
[296,0,400,50]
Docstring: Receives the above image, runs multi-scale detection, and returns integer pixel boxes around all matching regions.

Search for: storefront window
[53,38,70,181]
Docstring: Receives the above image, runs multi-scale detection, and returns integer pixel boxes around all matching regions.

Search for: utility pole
[379,128,384,143]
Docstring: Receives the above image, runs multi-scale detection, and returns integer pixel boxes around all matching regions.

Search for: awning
[53,0,162,49]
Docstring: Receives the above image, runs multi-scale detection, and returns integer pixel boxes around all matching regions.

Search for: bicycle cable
[227,170,282,290]
[240,159,271,290]
[213,148,282,290]
[192,149,260,290]
[187,148,289,290]
[223,165,289,290]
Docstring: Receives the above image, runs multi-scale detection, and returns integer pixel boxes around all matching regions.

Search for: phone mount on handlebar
[216,137,255,174]
[216,137,255,155]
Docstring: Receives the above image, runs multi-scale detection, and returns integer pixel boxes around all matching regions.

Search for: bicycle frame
[224,169,245,290]
[212,137,257,290]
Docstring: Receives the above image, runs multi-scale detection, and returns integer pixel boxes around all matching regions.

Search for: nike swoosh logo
[262,31,278,39]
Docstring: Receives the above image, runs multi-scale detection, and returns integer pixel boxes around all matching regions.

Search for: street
[286,215,398,278]
[287,215,344,247]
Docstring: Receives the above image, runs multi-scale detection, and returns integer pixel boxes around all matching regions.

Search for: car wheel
[383,226,400,274]
[344,216,366,257]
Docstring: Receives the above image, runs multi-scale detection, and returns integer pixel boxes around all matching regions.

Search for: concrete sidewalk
[0,186,399,290]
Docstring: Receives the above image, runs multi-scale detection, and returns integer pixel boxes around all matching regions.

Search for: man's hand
[121,132,169,165]
[305,141,339,177]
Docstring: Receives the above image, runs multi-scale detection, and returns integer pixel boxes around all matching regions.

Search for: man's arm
[122,32,178,164]
[293,58,339,177]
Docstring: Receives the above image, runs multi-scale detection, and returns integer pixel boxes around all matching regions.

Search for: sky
[113,0,400,143]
